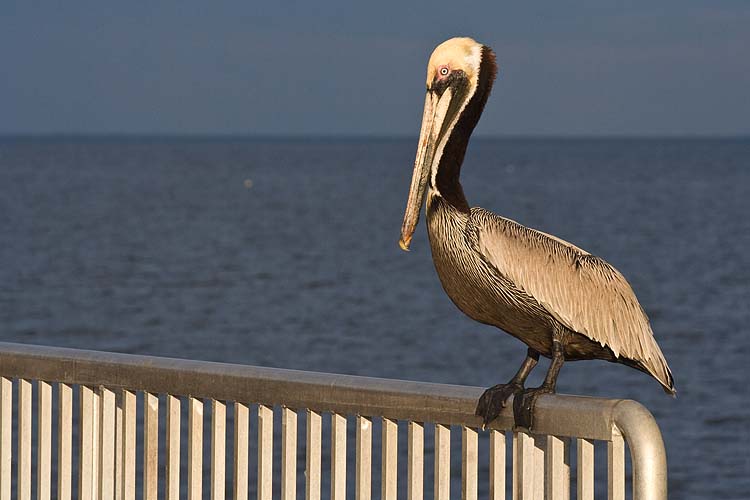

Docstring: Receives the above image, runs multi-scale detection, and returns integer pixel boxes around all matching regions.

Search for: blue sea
[1,137,748,498]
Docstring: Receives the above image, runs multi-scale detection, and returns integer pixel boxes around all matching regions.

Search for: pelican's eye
[439,66,450,77]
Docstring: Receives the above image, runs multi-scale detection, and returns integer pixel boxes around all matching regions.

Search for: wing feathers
[469,207,674,393]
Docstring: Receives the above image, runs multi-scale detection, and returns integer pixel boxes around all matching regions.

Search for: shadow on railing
[0,341,666,500]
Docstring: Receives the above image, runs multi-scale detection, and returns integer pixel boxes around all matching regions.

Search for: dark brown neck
[435,46,497,213]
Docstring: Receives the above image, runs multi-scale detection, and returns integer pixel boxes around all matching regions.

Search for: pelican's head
[399,37,497,251]
[425,37,484,95]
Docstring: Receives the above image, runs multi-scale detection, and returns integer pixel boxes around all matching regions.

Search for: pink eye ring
[439,67,450,76]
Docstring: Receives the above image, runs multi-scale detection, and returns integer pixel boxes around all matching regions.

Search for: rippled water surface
[1,137,748,498]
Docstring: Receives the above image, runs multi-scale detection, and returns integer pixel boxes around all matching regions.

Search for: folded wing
[468,207,674,393]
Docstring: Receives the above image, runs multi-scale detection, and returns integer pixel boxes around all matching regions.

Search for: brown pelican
[399,37,675,429]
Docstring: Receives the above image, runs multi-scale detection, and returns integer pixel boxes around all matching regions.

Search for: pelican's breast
[425,191,555,354]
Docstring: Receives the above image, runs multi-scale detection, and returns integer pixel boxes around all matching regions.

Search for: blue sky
[1,2,748,136]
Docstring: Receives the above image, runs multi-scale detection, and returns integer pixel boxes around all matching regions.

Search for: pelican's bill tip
[398,238,411,252]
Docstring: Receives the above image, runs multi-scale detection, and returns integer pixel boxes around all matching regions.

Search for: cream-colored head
[399,37,496,251]
[425,37,483,91]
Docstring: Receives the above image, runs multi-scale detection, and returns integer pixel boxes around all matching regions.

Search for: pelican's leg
[513,339,565,430]
[475,349,540,428]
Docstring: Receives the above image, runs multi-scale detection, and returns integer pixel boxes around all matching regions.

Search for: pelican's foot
[475,382,523,429]
[513,386,554,431]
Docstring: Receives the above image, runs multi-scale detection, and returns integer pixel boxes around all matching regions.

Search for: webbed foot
[512,386,554,431]
[475,382,524,429]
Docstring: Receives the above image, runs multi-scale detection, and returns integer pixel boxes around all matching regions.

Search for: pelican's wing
[468,207,674,393]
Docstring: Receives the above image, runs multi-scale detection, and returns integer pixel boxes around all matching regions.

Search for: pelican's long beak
[399,88,455,251]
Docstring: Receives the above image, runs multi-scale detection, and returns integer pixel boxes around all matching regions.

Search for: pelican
[399,37,675,429]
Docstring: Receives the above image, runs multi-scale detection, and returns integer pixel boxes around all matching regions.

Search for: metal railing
[0,341,667,500]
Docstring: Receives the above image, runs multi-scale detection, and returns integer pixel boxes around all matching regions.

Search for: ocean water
[0,137,748,498]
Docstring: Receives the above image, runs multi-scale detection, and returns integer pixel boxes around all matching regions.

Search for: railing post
[331,413,347,500]
[233,402,250,500]
[306,410,322,500]
[381,418,398,500]
[166,395,181,500]
[0,378,10,500]
[434,424,450,500]
[188,397,204,500]
[258,404,274,500]
[143,392,159,500]
[58,383,73,500]
[37,381,52,500]
[356,416,372,500]
[281,407,298,500]
[407,422,424,500]
[211,400,227,500]
[79,385,96,500]
[513,431,535,500]
[488,430,505,500]
[545,435,570,500]
[608,433,625,500]
[120,390,137,500]
[99,387,116,499]
[461,426,478,500]
[577,438,595,500]
[612,401,667,500]
[18,379,32,500]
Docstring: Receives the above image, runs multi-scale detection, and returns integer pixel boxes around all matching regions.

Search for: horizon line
[1,132,748,141]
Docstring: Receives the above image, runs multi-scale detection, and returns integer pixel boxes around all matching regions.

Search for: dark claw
[475,383,523,429]
[512,387,554,431]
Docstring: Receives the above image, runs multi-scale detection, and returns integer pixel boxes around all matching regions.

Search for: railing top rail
[0,341,658,441]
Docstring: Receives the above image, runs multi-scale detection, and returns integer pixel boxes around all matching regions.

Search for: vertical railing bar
[92,388,101,498]
[189,397,204,500]
[331,413,347,500]
[0,377,10,500]
[306,410,322,500]
[37,381,53,500]
[58,383,73,500]
[211,399,227,500]
[356,416,372,500]
[143,392,159,500]
[99,387,117,500]
[545,436,570,500]
[608,433,625,500]
[281,407,298,500]
[79,385,95,500]
[381,417,397,500]
[532,435,546,500]
[407,422,423,500]
[461,426,478,500]
[258,404,274,500]
[166,394,181,500]
[233,402,250,500]
[121,390,137,500]
[115,391,123,500]
[18,379,31,500]
[489,430,505,500]
[512,432,517,500]
[434,423,450,500]
[576,438,594,500]
[512,431,535,500]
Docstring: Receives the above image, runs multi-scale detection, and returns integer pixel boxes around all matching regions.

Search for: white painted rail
[0,342,667,499]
